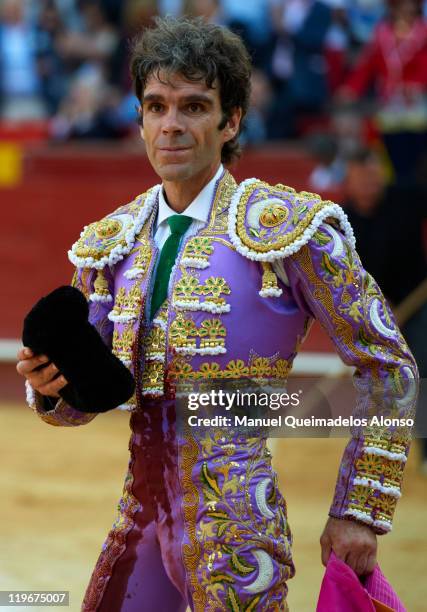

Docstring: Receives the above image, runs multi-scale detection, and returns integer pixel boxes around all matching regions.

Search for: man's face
[140,71,241,183]
[345,158,386,213]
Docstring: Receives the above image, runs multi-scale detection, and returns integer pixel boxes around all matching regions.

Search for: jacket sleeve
[283,220,418,534]
[25,266,115,427]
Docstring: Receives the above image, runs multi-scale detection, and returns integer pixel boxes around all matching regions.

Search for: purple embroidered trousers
[83,400,294,611]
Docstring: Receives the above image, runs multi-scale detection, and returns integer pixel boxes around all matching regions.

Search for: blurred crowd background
[1,0,427,187]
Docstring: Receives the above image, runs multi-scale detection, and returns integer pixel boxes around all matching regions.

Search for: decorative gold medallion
[259,203,289,228]
[95,218,123,239]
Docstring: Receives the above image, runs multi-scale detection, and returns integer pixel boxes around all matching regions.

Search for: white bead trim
[259,287,283,298]
[181,257,210,269]
[373,518,392,532]
[363,446,407,463]
[25,380,36,407]
[344,508,373,525]
[344,509,392,532]
[117,357,132,367]
[123,268,145,280]
[108,312,137,323]
[141,388,164,397]
[145,352,165,362]
[117,403,136,412]
[173,299,231,314]
[175,346,227,356]
[152,317,167,331]
[68,186,161,270]
[352,477,401,498]
[89,293,113,303]
[228,178,356,262]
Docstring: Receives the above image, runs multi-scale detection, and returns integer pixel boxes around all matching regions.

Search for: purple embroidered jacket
[26,170,418,535]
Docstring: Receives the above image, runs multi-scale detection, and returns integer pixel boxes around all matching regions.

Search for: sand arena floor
[1,403,426,612]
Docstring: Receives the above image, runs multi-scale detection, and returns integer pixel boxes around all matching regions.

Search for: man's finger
[332,545,347,563]
[344,551,358,573]
[320,539,331,567]
[17,347,33,361]
[355,553,368,576]
[38,375,68,397]
[16,354,49,377]
[27,363,59,388]
[366,552,377,575]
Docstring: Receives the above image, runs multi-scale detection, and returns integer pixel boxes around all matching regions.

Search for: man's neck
[162,162,221,213]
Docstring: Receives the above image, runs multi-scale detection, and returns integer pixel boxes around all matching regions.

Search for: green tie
[149,214,193,320]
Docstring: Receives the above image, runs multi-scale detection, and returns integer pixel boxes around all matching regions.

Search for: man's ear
[139,125,145,141]
[223,107,242,143]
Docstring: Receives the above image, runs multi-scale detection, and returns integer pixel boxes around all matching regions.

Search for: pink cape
[316,551,406,612]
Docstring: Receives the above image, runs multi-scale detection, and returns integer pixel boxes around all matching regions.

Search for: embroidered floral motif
[288,220,417,533]
[108,283,142,323]
[139,302,169,397]
[69,187,160,270]
[112,325,135,367]
[223,360,250,378]
[167,356,291,382]
[182,236,214,269]
[228,178,355,261]
[355,455,384,479]
[173,274,231,314]
[141,361,164,396]
[169,313,198,351]
[124,241,152,280]
[198,319,226,352]
[168,313,227,356]
[179,430,294,610]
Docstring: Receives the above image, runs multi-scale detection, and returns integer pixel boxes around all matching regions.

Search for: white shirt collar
[157,164,224,229]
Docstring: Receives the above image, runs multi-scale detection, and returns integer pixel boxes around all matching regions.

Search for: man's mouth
[158,146,191,151]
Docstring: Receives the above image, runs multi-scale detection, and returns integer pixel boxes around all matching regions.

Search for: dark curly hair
[130,16,252,165]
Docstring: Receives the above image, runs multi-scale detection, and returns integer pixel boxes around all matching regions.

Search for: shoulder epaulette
[228,179,355,261]
[68,185,161,270]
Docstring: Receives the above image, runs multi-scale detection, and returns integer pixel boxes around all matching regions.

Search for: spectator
[0,0,46,120]
[346,0,385,45]
[221,0,274,71]
[269,0,332,138]
[342,146,427,470]
[34,0,68,115]
[188,0,223,24]
[241,69,273,146]
[307,132,345,191]
[56,0,119,83]
[338,0,427,184]
[157,0,184,17]
[50,69,123,140]
[331,103,365,156]
[324,0,351,93]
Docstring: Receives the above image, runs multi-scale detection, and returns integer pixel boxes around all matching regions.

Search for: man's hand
[320,517,377,576]
[16,347,68,398]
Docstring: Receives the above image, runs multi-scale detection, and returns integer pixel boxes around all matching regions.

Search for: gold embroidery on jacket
[168,356,291,381]
[112,325,135,367]
[109,283,142,323]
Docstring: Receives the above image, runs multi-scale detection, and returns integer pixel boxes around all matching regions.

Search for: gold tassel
[259,262,282,297]
[92,269,112,302]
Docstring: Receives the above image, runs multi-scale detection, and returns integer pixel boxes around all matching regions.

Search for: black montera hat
[22,286,135,413]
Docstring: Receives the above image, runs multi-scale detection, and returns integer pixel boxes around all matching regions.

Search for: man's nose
[161,108,185,134]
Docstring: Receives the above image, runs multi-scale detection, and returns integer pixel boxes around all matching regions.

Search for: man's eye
[149,103,163,112]
[187,103,203,113]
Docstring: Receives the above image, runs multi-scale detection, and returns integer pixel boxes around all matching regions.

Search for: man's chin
[155,162,195,182]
